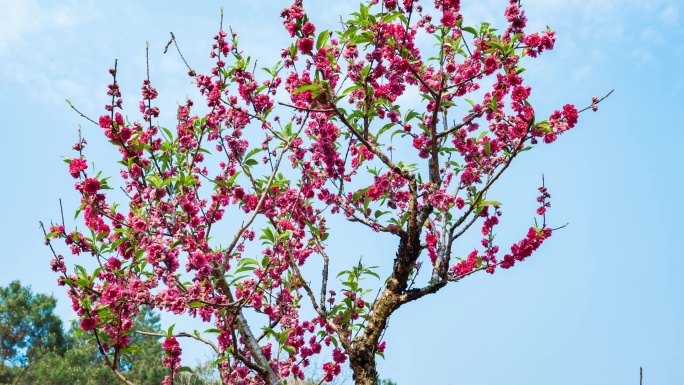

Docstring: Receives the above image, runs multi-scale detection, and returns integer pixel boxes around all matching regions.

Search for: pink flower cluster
[45,0,597,383]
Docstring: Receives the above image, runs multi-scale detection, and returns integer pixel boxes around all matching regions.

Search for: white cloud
[0,0,36,54]
[659,2,679,25]
[641,27,665,45]
[571,63,592,82]
[0,0,84,54]
[0,0,103,108]
[627,46,657,69]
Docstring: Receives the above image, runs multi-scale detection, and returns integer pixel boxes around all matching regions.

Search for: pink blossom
[441,11,456,27]
[511,85,531,103]
[83,178,100,194]
[297,38,314,54]
[69,158,88,178]
[106,257,121,270]
[98,115,112,128]
[524,34,541,47]
[301,21,316,36]
[504,5,520,22]
[162,337,180,353]
[80,317,98,331]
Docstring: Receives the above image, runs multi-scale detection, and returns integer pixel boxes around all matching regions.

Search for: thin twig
[278,101,335,113]
[66,100,98,125]
[286,248,353,353]
[578,89,614,113]
[436,111,481,138]
[164,32,195,74]
[39,222,59,258]
[59,199,65,228]
[134,331,220,354]
[551,222,569,231]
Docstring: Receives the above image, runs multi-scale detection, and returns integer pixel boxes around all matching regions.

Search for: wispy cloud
[0,0,100,107]
[0,0,36,55]
[0,0,82,55]
[659,2,679,25]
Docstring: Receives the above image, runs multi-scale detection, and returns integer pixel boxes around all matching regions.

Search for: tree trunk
[349,341,379,385]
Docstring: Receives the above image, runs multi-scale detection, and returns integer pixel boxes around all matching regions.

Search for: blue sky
[1,0,683,384]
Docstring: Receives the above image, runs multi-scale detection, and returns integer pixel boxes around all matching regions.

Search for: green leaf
[461,26,478,37]
[480,200,502,207]
[212,355,231,367]
[377,122,395,139]
[316,30,330,50]
[283,345,296,354]
[339,85,363,98]
[363,269,380,280]
[244,147,261,161]
[490,91,499,112]
[352,187,370,201]
[390,128,407,140]
[404,109,420,122]
[160,126,174,140]
[234,265,256,275]
[292,84,319,95]
[225,171,241,188]
[237,257,259,268]
[278,230,293,242]
[374,210,391,219]
[485,41,505,52]
[260,227,275,245]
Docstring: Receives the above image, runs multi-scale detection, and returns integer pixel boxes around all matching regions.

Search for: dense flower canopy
[44,1,607,384]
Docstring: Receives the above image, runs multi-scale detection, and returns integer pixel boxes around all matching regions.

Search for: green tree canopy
[16,306,167,385]
[0,281,65,383]
[0,282,168,384]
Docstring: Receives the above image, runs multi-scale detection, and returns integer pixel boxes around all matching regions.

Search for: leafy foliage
[0,281,65,383]
[0,282,168,385]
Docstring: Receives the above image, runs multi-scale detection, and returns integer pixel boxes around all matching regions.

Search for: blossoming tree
[44,0,609,384]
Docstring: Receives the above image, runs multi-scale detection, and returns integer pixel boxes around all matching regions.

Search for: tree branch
[134,331,220,355]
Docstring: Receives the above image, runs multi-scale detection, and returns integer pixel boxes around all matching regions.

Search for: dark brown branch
[287,249,353,353]
[330,105,414,181]
[224,119,305,261]
[221,285,280,385]
[309,235,331,311]
[447,260,504,282]
[407,63,439,100]
[257,315,284,342]
[397,280,448,305]
[436,111,481,139]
